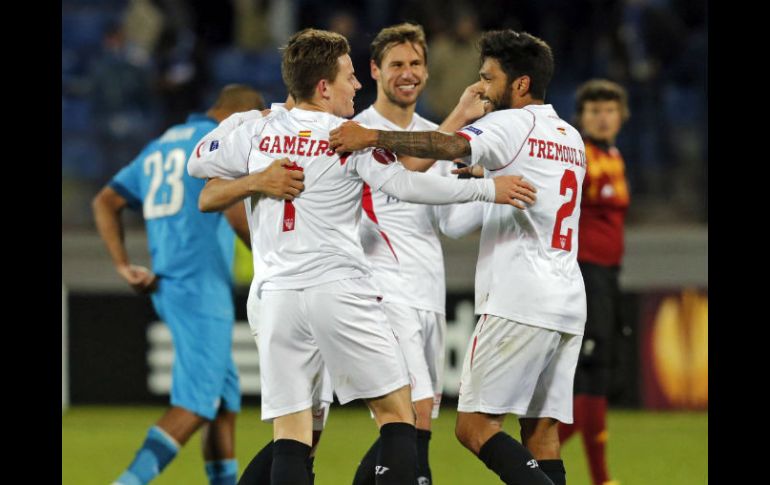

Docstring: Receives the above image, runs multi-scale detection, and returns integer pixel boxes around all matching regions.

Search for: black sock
[375,423,417,485]
[271,439,311,485]
[352,437,381,485]
[538,460,566,485]
[478,432,554,485]
[238,440,274,485]
[306,456,316,485]
[416,429,432,485]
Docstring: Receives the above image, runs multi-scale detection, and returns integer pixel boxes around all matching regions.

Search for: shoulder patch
[372,148,396,165]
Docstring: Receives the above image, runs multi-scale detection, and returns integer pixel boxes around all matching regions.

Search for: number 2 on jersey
[551,169,578,251]
[143,148,186,219]
[282,161,304,232]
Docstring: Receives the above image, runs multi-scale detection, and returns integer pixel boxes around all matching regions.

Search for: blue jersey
[109,114,235,317]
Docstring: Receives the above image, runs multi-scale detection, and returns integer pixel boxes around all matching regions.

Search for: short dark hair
[574,79,630,123]
[370,23,428,67]
[211,84,265,111]
[281,29,350,103]
[478,30,554,100]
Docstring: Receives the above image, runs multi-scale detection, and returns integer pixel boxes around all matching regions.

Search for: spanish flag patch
[556,127,566,135]
[299,130,311,137]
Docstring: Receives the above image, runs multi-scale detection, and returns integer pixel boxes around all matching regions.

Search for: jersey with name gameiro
[189,107,416,292]
[457,104,587,335]
[354,106,452,315]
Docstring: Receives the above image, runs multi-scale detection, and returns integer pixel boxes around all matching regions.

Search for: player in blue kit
[92,84,306,485]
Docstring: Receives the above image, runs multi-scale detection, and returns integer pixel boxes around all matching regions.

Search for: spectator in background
[327,10,376,109]
[558,79,630,485]
[88,22,158,183]
[422,8,482,119]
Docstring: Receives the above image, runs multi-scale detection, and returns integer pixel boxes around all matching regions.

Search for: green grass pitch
[62,406,707,484]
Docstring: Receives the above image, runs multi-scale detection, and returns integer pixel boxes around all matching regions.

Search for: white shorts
[382,302,445,418]
[247,294,333,429]
[249,278,410,421]
[457,315,582,423]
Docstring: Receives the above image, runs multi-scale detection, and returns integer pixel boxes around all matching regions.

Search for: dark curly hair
[479,30,554,100]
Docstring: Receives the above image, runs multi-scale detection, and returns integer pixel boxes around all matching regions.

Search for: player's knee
[455,418,480,453]
[525,430,561,460]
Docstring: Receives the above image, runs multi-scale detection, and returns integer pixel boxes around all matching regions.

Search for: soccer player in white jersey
[350,23,537,485]
[187,29,535,485]
[331,29,587,485]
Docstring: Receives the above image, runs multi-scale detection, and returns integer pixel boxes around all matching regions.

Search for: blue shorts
[151,281,240,420]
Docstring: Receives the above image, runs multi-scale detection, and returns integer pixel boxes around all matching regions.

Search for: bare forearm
[438,108,473,134]
[375,130,471,160]
[224,202,251,247]
[200,176,260,212]
[92,201,130,268]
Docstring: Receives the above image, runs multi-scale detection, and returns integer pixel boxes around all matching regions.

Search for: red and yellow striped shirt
[578,139,630,266]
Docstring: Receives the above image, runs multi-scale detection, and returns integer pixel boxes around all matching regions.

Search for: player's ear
[513,75,530,97]
[318,79,331,100]
[370,59,380,81]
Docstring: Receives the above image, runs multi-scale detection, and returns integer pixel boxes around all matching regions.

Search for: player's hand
[453,82,490,124]
[491,175,537,209]
[330,121,376,153]
[451,164,485,178]
[255,158,305,200]
[116,264,158,294]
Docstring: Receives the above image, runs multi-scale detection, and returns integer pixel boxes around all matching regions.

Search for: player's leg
[237,294,276,485]
[307,278,416,485]
[238,301,332,485]
[271,409,314,485]
[201,409,238,485]
[113,406,206,485]
[569,262,617,485]
[455,315,559,485]
[414,309,446,485]
[414,398,434,484]
[353,305,442,485]
[238,411,327,485]
[520,418,564,485]
[365,386,418,485]
[201,356,242,485]
[113,292,218,485]
[255,288,319,485]
[520,331,584,485]
[455,411,552,485]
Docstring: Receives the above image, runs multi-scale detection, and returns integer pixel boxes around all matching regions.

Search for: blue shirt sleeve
[108,158,143,211]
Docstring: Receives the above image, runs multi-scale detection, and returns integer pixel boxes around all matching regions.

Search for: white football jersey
[457,104,587,335]
[188,107,495,294]
[353,106,454,314]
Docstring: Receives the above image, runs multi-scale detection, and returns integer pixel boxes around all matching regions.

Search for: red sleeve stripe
[455,131,472,142]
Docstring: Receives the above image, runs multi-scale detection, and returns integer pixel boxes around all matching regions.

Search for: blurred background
[62,0,707,482]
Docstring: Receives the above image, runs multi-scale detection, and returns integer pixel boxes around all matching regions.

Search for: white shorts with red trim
[248,277,410,421]
[381,302,445,418]
[457,315,582,423]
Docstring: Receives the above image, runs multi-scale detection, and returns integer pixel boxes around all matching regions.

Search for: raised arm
[198,158,305,212]
[331,82,489,160]
[331,124,471,161]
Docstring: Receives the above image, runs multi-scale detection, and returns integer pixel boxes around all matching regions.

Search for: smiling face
[326,54,362,117]
[478,57,514,111]
[372,41,428,108]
